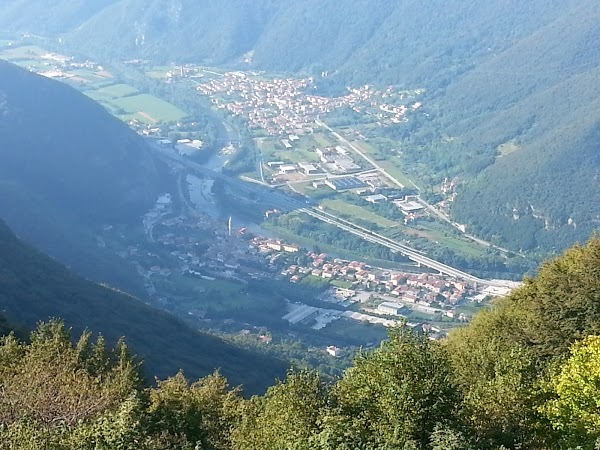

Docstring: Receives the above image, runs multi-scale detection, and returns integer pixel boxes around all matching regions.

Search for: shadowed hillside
[0,60,168,291]
[0,219,288,394]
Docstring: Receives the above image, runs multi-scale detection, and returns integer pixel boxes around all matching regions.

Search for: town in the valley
[100,186,514,354]
[2,41,519,356]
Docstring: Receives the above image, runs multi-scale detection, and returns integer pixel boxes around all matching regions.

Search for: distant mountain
[2,0,598,251]
[0,218,287,393]
[0,0,116,35]
[441,4,600,251]
[0,60,167,291]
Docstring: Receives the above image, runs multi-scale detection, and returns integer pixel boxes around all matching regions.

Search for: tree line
[2,236,600,449]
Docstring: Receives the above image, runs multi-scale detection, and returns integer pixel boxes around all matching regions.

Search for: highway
[315,118,517,255]
[151,144,512,287]
[300,207,486,284]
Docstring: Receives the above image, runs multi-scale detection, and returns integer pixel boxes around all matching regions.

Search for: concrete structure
[283,304,319,325]
[325,176,368,191]
[279,164,298,174]
[176,139,203,155]
[283,244,300,253]
[334,159,362,173]
[377,301,405,316]
[326,346,344,357]
[393,199,425,213]
[266,241,282,251]
[364,194,387,204]
[298,162,320,175]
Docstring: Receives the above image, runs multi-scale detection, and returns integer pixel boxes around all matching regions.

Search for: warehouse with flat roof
[325,176,368,191]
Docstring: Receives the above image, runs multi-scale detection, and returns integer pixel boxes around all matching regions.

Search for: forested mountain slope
[0,60,166,290]
[0,0,116,35]
[441,4,600,250]
[0,60,160,222]
[0,219,287,394]
[4,0,585,87]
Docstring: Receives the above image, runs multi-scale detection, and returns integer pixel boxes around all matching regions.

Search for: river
[187,145,277,238]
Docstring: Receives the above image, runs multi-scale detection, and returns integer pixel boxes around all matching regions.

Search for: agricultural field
[159,274,284,319]
[312,132,336,148]
[64,68,113,86]
[350,140,421,190]
[286,181,313,195]
[144,66,174,79]
[11,59,51,72]
[320,199,399,229]
[0,45,187,125]
[89,83,138,100]
[0,44,47,60]
[320,197,488,258]
[258,135,321,165]
[108,94,188,123]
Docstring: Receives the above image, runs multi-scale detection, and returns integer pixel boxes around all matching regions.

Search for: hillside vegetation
[0,219,288,395]
[1,236,599,449]
[0,60,168,290]
[0,0,116,34]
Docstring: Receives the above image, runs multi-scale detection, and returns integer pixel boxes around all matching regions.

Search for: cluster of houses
[195,71,425,135]
[251,242,484,315]
[136,196,275,286]
[21,49,110,84]
[196,72,316,135]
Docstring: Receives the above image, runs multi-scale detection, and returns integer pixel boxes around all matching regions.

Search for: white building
[279,164,298,174]
[377,301,404,316]
[364,194,387,204]
[298,162,319,175]
[327,346,344,357]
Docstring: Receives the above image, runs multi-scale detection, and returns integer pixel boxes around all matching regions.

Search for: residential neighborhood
[103,190,512,348]
[195,70,424,135]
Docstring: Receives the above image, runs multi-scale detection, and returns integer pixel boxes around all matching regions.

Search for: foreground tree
[317,327,461,450]
[232,369,328,450]
[0,320,144,449]
[446,323,543,449]
[445,236,600,449]
[541,335,600,448]
[146,370,243,450]
[510,236,600,360]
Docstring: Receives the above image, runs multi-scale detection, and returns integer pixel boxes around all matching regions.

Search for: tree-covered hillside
[0,219,288,394]
[0,60,161,223]
[1,237,599,449]
[0,60,168,290]
[0,0,116,35]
